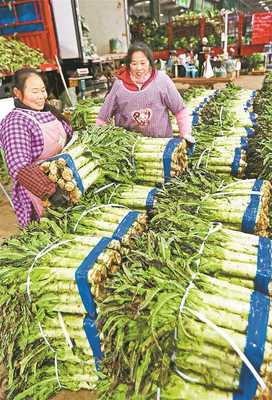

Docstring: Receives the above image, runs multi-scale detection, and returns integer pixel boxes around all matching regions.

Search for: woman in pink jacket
[97,42,194,144]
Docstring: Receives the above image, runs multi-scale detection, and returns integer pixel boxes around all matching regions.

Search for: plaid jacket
[0,107,72,227]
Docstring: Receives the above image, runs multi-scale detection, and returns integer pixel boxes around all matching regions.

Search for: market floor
[0,196,18,241]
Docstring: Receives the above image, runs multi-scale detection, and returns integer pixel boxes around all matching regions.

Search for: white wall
[78,0,129,55]
[0,98,14,122]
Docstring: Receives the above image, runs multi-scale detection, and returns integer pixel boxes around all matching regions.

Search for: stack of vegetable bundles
[0,36,46,74]
[96,171,272,400]
[192,86,256,179]
[171,88,217,132]
[71,98,103,130]
[40,126,188,205]
[0,201,148,399]
[154,173,271,236]
[246,73,272,180]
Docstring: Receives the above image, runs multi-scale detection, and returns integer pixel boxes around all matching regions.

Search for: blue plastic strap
[48,153,85,194]
[246,100,252,108]
[250,112,257,126]
[246,127,255,137]
[233,291,270,400]
[146,188,158,212]
[255,237,272,295]
[83,315,103,369]
[192,112,199,126]
[187,143,196,157]
[240,136,248,150]
[231,148,242,177]
[163,138,181,182]
[75,237,112,318]
[112,211,140,241]
[241,180,263,234]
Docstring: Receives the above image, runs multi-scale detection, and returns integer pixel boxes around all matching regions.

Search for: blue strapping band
[48,153,84,194]
[241,179,263,234]
[250,112,257,126]
[250,112,257,121]
[240,136,248,150]
[231,147,242,177]
[75,237,112,318]
[83,315,103,369]
[246,127,255,137]
[163,138,181,182]
[146,188,158,212]
[112,211,140,241]
[192,112,199,126]
[187,143,196,157]
[246,100,252,108]
[255,237,272,295]
[233,291,270,400]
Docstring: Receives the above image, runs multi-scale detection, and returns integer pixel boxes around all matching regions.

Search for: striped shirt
[0,108,72,227]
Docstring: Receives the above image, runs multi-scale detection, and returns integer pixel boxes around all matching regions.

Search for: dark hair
[125,42,155,69]
[13,68,70,125]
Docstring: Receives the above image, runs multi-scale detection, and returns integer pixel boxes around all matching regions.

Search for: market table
[172,76,235,89]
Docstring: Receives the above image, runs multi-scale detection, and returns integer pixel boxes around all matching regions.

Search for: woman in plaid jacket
[0,68,73,228]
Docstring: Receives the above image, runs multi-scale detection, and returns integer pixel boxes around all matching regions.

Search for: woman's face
[130,51,150,79]
[15,74,47,111]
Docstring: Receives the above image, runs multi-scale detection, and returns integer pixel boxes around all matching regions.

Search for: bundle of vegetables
[171,89,216,133]
[40,126,137,205]
[190,85,257,179]
[133,136,188,185]
[96,204,272,399]
[61,204,148,249]
[0,224,94,399]
[178,87,207,103]
[154,172,271,236]
[246,73,272,180]
[40,127,188,206]
[70,98,103,130]
[227,90,257,128]
[199,84,249,129]
[0,202,148,399]
[189,124,248,179]
[0,36,46,74]
[107,184,157,211]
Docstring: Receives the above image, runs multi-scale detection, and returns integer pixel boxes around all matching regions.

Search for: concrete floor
[214,73,265,91]
[0,73,266,400]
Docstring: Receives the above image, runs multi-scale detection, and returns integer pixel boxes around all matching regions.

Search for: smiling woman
[0,68,74,229]
[14,73,48,111]
[96,41,195,144]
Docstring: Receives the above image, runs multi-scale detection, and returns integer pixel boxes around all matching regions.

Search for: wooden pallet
[172,76,235,89]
